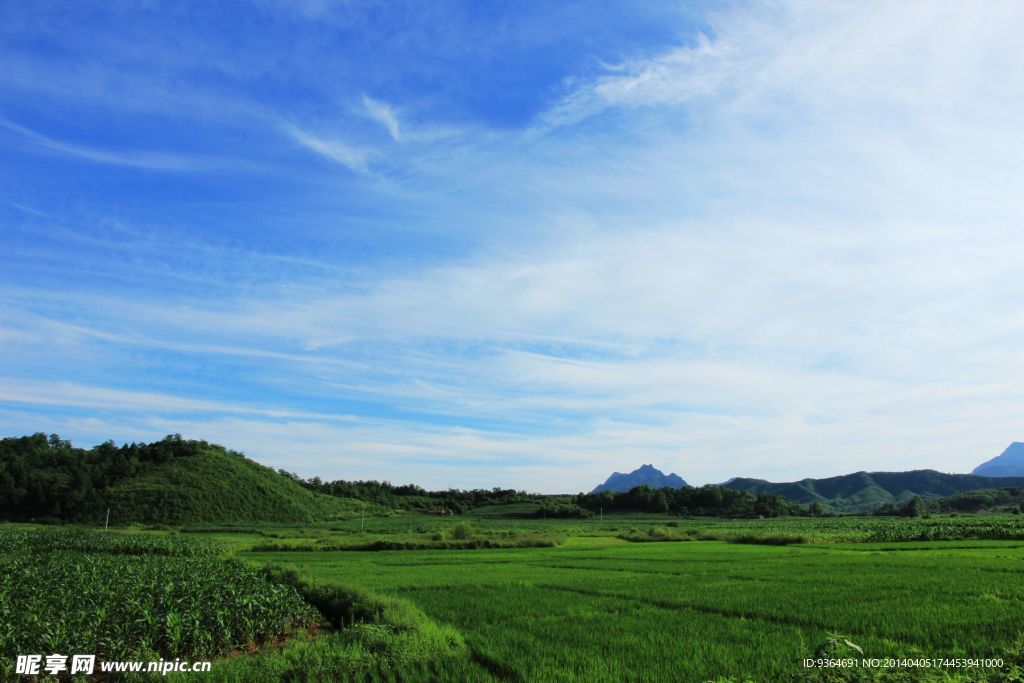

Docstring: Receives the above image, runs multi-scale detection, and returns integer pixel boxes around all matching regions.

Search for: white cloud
[5,0,1024,489]
[0,117,239,171]
[0,378,358,422]
[362,94,401,141]
[280,122,372,173]
[538,2,1024,129]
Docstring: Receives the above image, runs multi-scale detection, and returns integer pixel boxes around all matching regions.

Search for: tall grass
[193,566,474,681]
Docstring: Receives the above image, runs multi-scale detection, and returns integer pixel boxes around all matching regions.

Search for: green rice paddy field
[3,518,1024,681]
[241,531,1024,682]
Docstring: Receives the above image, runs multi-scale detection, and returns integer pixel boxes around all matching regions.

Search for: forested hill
[0,434,352,525]
[723,470,1024,511]
[9,433,1024,522]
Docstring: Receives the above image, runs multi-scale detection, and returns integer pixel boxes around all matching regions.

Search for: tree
[900,495,927,518]
[697,486,724,509]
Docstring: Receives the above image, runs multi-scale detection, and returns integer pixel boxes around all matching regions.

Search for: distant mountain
[591,464,689,493]
[972,443,1024,477]
[723,469,1024,511]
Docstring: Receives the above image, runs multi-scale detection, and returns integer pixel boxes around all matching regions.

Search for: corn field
[0,528,318,671]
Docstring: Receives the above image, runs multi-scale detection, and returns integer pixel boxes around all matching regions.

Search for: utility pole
[361,505,365,532]
[104,508,110,530]
[600,506,603,523]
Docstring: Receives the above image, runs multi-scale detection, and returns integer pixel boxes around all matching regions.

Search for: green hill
[98,448,357,525]
[0,433,354,525]
[723,470,1024,511]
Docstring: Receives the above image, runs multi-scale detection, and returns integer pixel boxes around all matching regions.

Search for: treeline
[284,474,547,514]
[291,476,814,518]
[872,495,929,517]
[573,485,814,517]
[0,433,230,521]
[934,487,1024,514]
[873,489,1024,517]
[3,433,816,521]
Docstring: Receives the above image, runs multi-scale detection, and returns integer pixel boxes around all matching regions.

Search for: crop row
[0,527,227,556]
[0,528,317,673]
[608,515,1024,543]
[863,518,1024,542]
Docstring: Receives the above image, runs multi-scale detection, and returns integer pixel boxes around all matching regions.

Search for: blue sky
[2,1,1023,491]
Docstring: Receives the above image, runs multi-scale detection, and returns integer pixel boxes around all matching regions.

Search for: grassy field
[3,516,1024,681]
[183,510,1024,547]
[241,535,1024,681]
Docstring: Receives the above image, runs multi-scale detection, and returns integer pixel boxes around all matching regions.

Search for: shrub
[729,535,806,546]
[450,522,474,540]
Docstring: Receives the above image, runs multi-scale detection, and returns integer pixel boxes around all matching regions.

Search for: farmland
[0,528,316,674]
[184,510,1024,548]
[3,516,1024,681]
[237,526,1024,682]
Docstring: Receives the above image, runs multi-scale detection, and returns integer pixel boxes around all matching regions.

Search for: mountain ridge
[722,469,1024,511]
[591,464,688,493]
[9,434,1024,519]
[972,442,1024,477]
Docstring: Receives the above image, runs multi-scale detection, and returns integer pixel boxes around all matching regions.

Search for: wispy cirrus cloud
[0,117,253,172]
[279,122,373,174]
[3,1,1024,490]
[362,95,401,141]
[537,2,1023,129]
[0,378,358,422]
